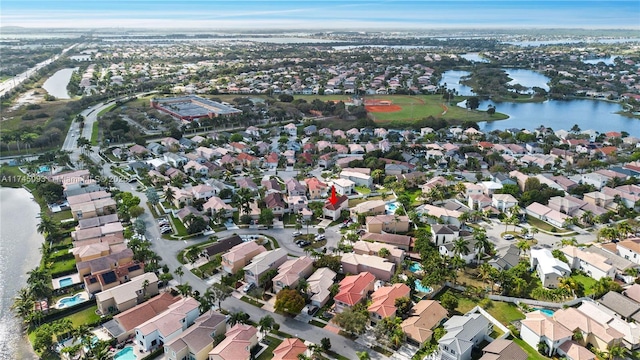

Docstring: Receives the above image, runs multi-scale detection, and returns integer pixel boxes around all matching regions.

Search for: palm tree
[37,214,59,241]
[478,263,493,292]
[617,221,633,239]
[177,283,192,297]
[473,229,491,264]
[516,240,531,256]
[174,266,184,285]
[452,237,470,257]
[164,187,176,206]
[11,287,35,323]
[559,277,578,298]
[258,315,275,336]
[227,311,250,326]
[580,210,595,226]
[605,344,629,360]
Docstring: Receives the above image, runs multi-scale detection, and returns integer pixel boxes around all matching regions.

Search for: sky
[1,0,639,30]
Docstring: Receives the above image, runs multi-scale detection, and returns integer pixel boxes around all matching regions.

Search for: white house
[323,194,349,221]
[491,193,518,212]
[618,239,640,265]
[525,202,570,228]
[530,248,571,288]
[560,245,615,281]
[431,224,459,246]
[340,170,373,188]
[438,312,492,360]
[520,311,573,357]
[331,178,355,195]
[135,297,200,352]
[243,248,288,286]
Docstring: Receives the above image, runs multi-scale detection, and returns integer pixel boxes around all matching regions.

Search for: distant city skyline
[2,0,639,30]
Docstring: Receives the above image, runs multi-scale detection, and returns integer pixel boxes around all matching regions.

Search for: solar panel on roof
[128,265,141,272]
[101,271,117,284]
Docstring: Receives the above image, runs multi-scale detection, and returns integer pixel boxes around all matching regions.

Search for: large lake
[0,187,42,360]
[42,67,77,99]
[439,69,636,134]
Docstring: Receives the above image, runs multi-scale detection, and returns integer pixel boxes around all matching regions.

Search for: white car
[524,234,534,240]
[292,231,301,236]
[503,234,515,240]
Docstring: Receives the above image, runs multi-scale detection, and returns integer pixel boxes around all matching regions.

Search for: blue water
[414,279,432,293]
[59,294,86,308]
[533,308,555,316]
[386,202,398,214]
[38,165,50,173]
[58,277,73,287]
[114,346,137,360]
[408,262,423,273]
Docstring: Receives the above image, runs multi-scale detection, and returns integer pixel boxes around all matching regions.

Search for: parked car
[315,234,326,241]
[243,283,256,292]
[292,231,302,236]
[524,234,533,240]
[503,234,515,240]
[307,305,319,315]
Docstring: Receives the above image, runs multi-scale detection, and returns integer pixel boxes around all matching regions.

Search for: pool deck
[52,272,82,290]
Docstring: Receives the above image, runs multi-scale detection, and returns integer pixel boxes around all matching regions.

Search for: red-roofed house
[272,338,308,360]
[305,178,327,199]
[322,194,349,221]
[368,283,411,324]
[334,272,376,313]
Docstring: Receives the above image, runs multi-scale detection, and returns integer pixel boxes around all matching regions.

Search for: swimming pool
[114,347,137,360]
[414,279,432,293]
[57,293,86,308]
[38,166,50,173]
[385,202,399,214]
[58,277,73,288]
[408,262,423,273]
[533,308,555,316]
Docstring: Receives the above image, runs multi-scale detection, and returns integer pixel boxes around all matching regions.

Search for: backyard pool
[114,346,137,360]
[408,262,423,273]
[38,165,50,173]
[533,308,555,316]
[58,277,73,288]
[414,279,432,293]
[56,293,87,309]
[385,202,399,214]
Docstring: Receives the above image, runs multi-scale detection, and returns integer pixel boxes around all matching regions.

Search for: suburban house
[264,192,287,217]
[340,170,373,188]
[221,241,266,274]
[243,248,288,286]
[431,224,459,246]
[560,245,615,280]
[331,178,355,195]
[135,297,200,352]
[202,196,234,219]
[401,300,448,346]
[525,202,570,228]
[530,248,571,288]
[306,267,337,308]
[272,338,308,360]
[334,272,376,313]
[201,235,243,261]
[617,239,640,265]
[553,307,623,353]
[368,283,411,324]
[478,339,527,360]
[95,272,159,315]
[438,312,492,360]
[361,232,412,251]
[578,301,640,350]
[304,178,328,199]
[353,241,405,265]
[74,244,133,273]
[322,194,349,221]
[520,311,574,357]
[208,324,258,360]
[491,194,519,212]
[272,256,314,293]
[103,293,181,342]
[365,214,410,234]
[70,197,117,221]
[163,312,227,360]
[439,238,479,264]
[556,341,597,360]
[598,291,640,322]
[488,245,521,271]
[340,253,396,281]
[350,200,386,220]
[83,261,145,294]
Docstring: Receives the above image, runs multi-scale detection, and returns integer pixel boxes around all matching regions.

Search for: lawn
[51,209,73,222]
[354,186,371,195]
[432,288,476,315]
[572,273,597,295]
[169,214,189,236]
[241,296,264,308]
[526,215,563,233]
[485,301,525,326]
[348,195,384,207]
[90,121,99,146]
[256,336,283,360]
[512,337,551,360]
[49,257,77,277]
[64,304,101,328]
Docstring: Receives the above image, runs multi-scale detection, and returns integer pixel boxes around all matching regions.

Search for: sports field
[294,94,508,124]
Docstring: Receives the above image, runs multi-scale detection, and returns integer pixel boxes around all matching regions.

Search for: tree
[274,289,305,315]
[394,297,412,319]
[466,96,480,110]
[259,208,275,226]
[174,266,184,285]
[164,187,176,205]
[258,315,275,336]
[357,351,371,360]
[378,247,391,259]
[516,240,531,256]
[320,337,331,351]
[36,213,59,241]
[227,311,250,326]
[474,229,491,264]
[452,237,470,257]
[210,283,232,310]
[440,292,459,314]
[146,188,160,205]
[333,307,368,335]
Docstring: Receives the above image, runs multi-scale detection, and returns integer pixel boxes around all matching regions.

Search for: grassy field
[90,121,99,146]
[64,304,101,328]
[572,273,597,295]
[485,301,525,325]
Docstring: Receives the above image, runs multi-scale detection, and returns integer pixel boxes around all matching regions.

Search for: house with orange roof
[334,272,376,313]
[553,307,623,352]
[272,338,308,360]
[556,341,596,360]
[272,256,314,293]
[520,310,573,356]
[304,177,328,199]
[103,293,181,342]
[341,253,396,281]
[221,241,266,274]
[368,283,411,324]
[208,324,258,360]
[401,300,448,346]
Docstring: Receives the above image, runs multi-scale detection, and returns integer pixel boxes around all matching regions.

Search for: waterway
[42,67,77,99]
[0,188,43,360]
[460,53,489,63]
[582,56,619,65]
[439,69,636,134]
